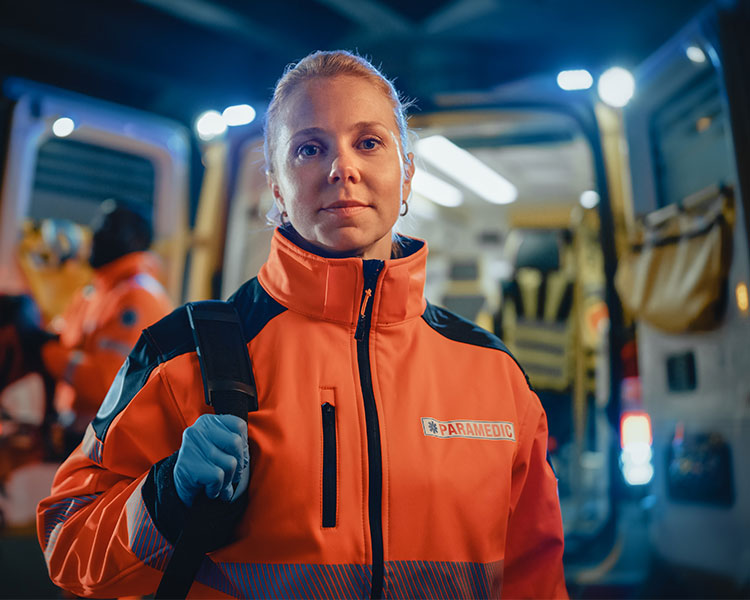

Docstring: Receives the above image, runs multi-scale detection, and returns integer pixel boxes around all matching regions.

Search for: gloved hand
[173,414,249,508]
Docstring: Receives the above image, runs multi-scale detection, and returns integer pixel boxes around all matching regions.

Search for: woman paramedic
[37,50,568,599]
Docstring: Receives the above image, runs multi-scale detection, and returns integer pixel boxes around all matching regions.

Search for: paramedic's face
[269,76,413,260]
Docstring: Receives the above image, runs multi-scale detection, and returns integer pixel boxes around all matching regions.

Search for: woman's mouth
[321,200,369,216]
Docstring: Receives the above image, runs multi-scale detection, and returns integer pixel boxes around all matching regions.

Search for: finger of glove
[207,415,248,462]
[183,426,240,499]
[211,414,248,438]
[198,415,249,495]
[230,438,251,502]
[186,415,246,464]
[216,415,250,500]
[174,438,227,505]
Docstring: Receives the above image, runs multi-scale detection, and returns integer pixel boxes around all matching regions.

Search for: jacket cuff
[142,451,189,545]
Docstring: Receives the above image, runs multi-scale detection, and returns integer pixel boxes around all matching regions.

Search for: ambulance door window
[29,137,155,224]
[651,67,735,207]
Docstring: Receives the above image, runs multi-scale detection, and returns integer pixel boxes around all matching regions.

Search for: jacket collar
[258,228,428,327]
[93,251,162,289]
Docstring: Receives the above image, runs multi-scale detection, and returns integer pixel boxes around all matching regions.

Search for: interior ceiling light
[411,167,463,207]
[579,190,600,209]
[416,135,517,205]
[686,45,707,63]
[195,110,227,141]
[52,117,75,137]
[556,69,593,91]
[597,67,635,108]
[222,104,256,126]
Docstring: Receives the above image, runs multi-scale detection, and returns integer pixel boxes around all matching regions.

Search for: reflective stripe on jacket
[37,231,567,599]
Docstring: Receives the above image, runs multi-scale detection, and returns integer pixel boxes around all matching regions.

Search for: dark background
[0,0,714,127]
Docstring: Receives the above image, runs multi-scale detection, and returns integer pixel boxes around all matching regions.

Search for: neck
[279,224,394,260]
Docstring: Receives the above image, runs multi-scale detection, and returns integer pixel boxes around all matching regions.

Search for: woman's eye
[359,137,381,150]
[297,144,320,157]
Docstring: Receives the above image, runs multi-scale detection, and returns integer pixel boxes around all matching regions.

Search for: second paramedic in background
[39,199,172,451]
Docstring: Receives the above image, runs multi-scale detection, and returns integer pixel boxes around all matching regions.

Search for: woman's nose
[328,151,361,184]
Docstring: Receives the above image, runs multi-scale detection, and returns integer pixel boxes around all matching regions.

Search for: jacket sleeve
[41,286,173,415]
[502,389,568,599]
[36,333,190,598]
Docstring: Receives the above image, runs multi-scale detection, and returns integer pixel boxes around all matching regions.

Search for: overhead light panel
[222,104,256,126]
[52,117,75,137]
[557,69,593,91]
[597,67,635,108]
[411,168,463,207]
[416,135,517,205]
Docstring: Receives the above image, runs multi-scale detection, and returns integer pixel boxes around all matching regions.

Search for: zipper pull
[360,289,373,317]
[354,288,372,341]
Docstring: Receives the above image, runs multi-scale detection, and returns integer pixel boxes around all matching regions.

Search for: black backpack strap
[187,300,258,417]
[155,300,256,599]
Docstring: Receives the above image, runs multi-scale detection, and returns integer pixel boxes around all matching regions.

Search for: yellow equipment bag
[615,185,735,333]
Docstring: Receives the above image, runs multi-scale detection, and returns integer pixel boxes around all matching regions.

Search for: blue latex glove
[173,414,250,507]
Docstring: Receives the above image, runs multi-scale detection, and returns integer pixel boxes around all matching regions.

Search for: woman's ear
[402,153,415,197]
[267,174,286,214]
[405,153,415,180]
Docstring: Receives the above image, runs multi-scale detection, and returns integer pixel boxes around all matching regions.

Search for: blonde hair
[263,50,413,176]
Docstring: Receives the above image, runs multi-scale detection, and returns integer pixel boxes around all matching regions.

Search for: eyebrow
[288,121,390,143]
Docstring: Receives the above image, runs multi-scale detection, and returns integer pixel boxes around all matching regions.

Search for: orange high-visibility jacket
[41,251,173,427]
[37,231,567,599]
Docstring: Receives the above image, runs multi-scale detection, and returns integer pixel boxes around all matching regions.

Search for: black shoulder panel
[228,276,287,340]
[91,278,286,442]
[421,301,533,390]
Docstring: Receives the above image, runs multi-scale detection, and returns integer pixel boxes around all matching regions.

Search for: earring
[400,200,409,217]
[281,210,289,224]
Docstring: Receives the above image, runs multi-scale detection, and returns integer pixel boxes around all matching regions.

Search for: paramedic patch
[421,417,515,441]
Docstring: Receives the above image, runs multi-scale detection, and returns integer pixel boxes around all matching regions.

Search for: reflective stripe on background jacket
[37,231,567,599]
[41,251,173,428]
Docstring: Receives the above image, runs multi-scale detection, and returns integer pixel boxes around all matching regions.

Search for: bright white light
[195,110,227,141]
[597,67,635,108]
[222,104,256,126]
[411,168,463,207]
[686,45,707,64]
[580,190,600,209]
[621,413,651,446]
[52,117,75,137]
[416,135,517,205]
[622,441,653,465]
[557,69,593,91]
[620,411,653,485]
[623,462,654,486]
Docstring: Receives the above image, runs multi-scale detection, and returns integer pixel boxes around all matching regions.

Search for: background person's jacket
[41,251,173,432]
[37,230,568,599]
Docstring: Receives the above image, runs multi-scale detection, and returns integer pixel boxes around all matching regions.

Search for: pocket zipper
[321,402,337,528]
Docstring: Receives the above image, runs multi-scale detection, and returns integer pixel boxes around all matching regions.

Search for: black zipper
[321,402,337,528]
[355,259,385,599]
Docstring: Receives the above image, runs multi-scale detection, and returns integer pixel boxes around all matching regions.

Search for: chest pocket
[320,387,338,528]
